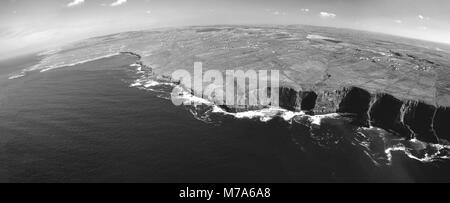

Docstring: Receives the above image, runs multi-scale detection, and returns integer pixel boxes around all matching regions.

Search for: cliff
[188,83,449,144]
[276,86,448,144]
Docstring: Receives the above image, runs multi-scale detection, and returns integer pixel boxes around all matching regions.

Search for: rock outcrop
[274,86,446,144]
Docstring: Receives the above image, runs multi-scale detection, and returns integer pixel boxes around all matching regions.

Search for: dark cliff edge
[121,52,142,60]
[275,86,448,144]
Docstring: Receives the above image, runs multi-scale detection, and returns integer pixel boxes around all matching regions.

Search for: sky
[1,0,450,59]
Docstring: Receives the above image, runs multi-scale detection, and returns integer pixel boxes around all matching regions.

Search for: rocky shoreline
[276,86,449,144]
[128,50,449,145]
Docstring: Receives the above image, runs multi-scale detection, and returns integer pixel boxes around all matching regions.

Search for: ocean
[1,53,450,183]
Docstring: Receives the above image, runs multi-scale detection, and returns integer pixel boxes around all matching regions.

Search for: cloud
[271,11,287,16]
[319,12,336,18]
[111,0,127,7]
[418,15,430,20]
[300,8,309,12]
[67,0,85,7]
[394,19,403,24]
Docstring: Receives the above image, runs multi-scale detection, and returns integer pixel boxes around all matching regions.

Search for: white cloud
[418,15,430,20]
[394,19,403,24]
[111,0,127,7]
[319,12,336,18]
[67,0,85,7]
[300,8,309,12]
[271,11,287,16]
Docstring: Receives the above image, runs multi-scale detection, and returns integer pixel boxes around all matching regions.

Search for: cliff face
[128,50,448,145]
[184,82,448,144]
[275,86,448,144]
[278,87,317,112]
[435,107,450,144]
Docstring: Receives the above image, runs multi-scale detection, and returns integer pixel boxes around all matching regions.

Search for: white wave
[385,145,435,163]
[144,80,161,88]
[280,110,305,121]
[308,113,340,125]
[210,105,309,123]
[130,63,146,73]
[173,88,213,106]
[135,66,145,74]
[11,53,122,80]
[130,81,143,87]
[384,139,450,164]
[129,63,176,89]
[359,126,384,131]
[132,77,175,88]
[212,106,277,121]
[134,74,336,125]
[8,73,25,80]
[38,53,121,73]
